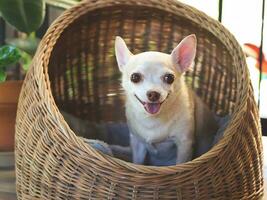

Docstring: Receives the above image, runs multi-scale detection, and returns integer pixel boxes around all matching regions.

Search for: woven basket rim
[30,0,250,173]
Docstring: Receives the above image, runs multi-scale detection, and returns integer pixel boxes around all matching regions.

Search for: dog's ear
[171,34,196,73]
[115,36,133,71]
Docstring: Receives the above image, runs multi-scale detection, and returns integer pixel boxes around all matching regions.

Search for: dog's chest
[127,110,192,143]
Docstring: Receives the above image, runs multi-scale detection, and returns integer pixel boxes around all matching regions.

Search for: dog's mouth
[134,94,169,115]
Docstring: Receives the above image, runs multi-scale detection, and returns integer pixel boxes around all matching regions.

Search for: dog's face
[115,35,196,115]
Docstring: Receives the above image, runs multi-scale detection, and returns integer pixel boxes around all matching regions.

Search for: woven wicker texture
[15,0,263,199]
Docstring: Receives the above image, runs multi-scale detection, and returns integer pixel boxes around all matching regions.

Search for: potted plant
[0,0,45,151]
[0,45,22,151]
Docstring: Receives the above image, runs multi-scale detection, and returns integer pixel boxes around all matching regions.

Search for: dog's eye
[131,73,142,83]
[163,74,175,84]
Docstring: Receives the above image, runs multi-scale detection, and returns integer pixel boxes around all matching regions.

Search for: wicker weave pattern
[15,0,263,199]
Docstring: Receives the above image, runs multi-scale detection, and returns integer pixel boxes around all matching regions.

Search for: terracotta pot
[0,81,23,152]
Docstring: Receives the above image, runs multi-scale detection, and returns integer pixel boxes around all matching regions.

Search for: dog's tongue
[144,103,161,114]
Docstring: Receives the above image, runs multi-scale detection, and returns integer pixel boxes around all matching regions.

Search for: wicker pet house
[15,0,263,199]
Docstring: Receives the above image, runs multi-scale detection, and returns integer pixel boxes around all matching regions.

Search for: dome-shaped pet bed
[15,0,263,199]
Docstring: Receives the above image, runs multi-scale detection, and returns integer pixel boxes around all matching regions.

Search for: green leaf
[0,68,7,82]
[0,0,45,34]
[0,45,21,69]
[6,36,39,55]
[20,50,32,71]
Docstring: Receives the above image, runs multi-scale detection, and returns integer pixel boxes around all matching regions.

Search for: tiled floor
[0,152,16,200]
[0,192,16,200]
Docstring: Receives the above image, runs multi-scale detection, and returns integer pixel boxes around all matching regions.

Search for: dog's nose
[147,91,160,102]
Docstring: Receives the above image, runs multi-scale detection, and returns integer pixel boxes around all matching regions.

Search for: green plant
[0,0,45,34]
[0,0,45,82]
[0,45,21,82]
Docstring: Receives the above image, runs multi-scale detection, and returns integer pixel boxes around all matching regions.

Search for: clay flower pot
[0,81,22,152]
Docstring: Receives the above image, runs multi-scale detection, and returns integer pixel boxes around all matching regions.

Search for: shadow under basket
[15,0,263,199]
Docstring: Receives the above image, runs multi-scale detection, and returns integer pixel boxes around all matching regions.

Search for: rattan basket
[15,0,263,199]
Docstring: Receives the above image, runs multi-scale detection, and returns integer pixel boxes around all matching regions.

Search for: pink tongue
[144,103,161,114]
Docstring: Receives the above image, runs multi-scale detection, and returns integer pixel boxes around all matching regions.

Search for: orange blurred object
[243,43,267,74]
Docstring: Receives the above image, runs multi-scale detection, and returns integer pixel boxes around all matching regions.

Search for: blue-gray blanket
[62,111,229,166]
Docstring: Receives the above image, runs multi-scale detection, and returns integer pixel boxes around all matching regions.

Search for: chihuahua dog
[115,35,218,165]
